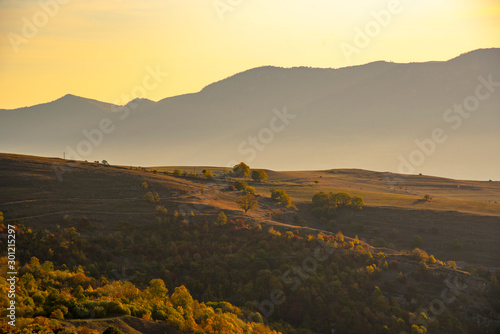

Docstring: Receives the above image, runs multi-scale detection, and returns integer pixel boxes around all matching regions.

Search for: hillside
[1,153,499,270]
[1,154,500,333]
[1,48,499,180]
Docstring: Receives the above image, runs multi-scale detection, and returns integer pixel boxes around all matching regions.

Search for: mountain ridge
[1,48,499,180]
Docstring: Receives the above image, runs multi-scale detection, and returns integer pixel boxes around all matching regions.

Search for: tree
[251,169,268,181]
[203,170,214,179]
[233,162,251,177]
[330,192,352,208]
[144,191,159,203]
[350,196,364,210]
[270,189,294,208]
[216,211,227,225]
[101,160,109,166]
[312,192,329,207]
[236,193,258,213]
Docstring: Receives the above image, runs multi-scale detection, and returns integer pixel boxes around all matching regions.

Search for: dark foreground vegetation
[0,156,499,333]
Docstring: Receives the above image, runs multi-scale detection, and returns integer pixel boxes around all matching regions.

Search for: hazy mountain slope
[0,49,499,179]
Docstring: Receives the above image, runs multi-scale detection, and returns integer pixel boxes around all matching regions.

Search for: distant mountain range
[1,48,499,180]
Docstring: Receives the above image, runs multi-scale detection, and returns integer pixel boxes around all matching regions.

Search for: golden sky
[1,0,499,109]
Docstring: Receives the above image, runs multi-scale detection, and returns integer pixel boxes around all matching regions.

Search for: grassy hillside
[1,153,500,333]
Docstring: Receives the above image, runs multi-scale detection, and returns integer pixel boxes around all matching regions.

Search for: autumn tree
[233,162,251,177]
[350,196,364,210]
[270,189,294,208]
[216,211,227,225]
[236,193,258,213]
[251,169,268,181]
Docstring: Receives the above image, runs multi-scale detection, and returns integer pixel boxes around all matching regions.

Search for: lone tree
[251,169,268,181]
[233,162,251,177]
[216,211,227,225]
[236,193,258,213]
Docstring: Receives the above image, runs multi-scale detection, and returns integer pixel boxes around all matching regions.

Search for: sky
[1,0,500,109]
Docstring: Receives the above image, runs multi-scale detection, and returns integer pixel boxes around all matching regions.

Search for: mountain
[1,48,499,180]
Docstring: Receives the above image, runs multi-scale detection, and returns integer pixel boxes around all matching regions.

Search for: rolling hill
[1,153,500,333]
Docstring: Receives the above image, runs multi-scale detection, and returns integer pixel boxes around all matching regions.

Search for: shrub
[233,180,248,191]
[270,189,294,208]
[251,169,268,181]
[50,309,64,320]
[203,170,214,179]
[144,191,159,203]
[423,194,433,202]
[173,169,182,176]
[141,182,149,189]
[156,205,168,216]
[245,186,257,195]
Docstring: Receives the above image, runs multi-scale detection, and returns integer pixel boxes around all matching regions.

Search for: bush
[50,309,64,320]
[245,186,257,195]
[270,189,294,208]
[156,205,168,216]
[251,169,268,181]
[173,169,182,176]
[203,170,214,179]
[233,180,248,191]
[423,194,433,202]
[144,191,159,203]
